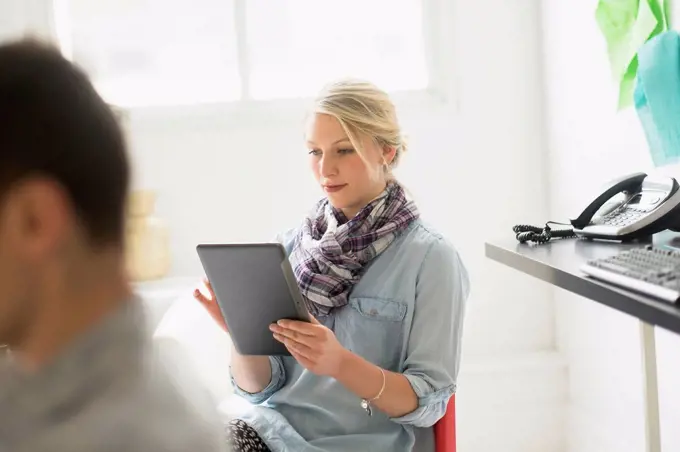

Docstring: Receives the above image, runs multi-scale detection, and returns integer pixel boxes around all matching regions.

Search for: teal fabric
[635,30,680,167]
[596,0,669,109]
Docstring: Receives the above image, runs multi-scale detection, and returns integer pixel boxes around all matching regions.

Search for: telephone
[514,172,680,243]
[570,172,680,240]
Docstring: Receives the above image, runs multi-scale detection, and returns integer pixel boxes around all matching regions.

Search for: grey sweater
[0,299,227,452]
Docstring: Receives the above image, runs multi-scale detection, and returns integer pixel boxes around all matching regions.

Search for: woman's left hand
[270,317,347,377]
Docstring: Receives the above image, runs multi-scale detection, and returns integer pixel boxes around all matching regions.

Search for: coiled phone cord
[512,222,577,244]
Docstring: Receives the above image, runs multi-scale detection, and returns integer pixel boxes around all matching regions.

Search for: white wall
[541,1,680,451]
[2,1,566,451]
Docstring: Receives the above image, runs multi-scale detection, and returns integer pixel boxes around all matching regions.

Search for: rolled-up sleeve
[229,356,287,404]
[390,239,470,428]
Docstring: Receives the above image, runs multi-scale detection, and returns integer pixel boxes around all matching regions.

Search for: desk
[485,236,680,452]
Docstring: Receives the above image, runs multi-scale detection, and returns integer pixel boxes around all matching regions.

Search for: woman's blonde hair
[313,78,408,175]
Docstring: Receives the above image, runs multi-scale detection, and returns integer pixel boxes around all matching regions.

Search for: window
[52,0,431,108]
[245,0,428,100]
[54,0,240,107]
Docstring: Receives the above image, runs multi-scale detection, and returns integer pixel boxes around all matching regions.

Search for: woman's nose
[319,154,337,177]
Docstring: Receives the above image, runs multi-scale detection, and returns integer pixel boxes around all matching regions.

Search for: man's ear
[12,178,72,258]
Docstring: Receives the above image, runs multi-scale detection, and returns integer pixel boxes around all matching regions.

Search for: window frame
[37,0,457,124]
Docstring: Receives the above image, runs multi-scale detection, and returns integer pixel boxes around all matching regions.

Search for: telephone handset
[569,172,646,229]
[570,172,680,240]
[514,172,680,244]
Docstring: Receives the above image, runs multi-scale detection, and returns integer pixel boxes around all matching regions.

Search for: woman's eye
[308,149,321,156]
[338,148,355,155]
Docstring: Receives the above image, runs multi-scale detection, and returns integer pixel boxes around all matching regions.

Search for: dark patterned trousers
[226,419,271,452]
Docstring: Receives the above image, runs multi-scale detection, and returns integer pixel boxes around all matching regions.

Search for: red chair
[433,394,456,452]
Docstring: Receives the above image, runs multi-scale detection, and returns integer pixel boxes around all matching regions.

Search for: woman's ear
[382,146,397,166]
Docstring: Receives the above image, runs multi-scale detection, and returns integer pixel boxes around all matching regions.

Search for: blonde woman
[195,79,470,452]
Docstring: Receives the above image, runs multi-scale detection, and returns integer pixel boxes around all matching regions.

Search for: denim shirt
[230,220,470,452]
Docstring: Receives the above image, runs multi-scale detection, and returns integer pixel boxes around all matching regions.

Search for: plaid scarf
[290,182,420,316]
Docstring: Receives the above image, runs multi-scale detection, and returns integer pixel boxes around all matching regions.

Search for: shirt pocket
[333,297,408,371]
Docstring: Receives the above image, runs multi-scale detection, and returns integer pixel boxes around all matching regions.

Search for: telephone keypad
[602,208,646,227]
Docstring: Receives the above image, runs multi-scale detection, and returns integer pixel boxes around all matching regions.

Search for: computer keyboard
[580,245,680,303]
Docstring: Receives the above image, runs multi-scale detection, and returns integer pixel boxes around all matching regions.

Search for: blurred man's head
[0,39,130,354]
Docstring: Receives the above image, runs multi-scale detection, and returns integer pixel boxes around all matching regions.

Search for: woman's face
[305,113,391,218]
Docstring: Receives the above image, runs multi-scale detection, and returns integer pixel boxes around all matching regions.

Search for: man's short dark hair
[0,38,129,247]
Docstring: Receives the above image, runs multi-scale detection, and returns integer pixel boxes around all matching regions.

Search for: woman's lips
[323,184,347,193]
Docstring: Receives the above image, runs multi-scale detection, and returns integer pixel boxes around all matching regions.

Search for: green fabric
[596,0,669,109]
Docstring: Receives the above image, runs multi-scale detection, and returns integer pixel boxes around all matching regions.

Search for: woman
[194,79,470,452]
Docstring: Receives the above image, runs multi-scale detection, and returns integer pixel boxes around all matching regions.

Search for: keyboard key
[581,246,680,303]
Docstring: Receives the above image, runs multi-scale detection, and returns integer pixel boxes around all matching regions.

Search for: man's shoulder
[22,360,228,452]
[137,339,228,450]
[90,340,228,452]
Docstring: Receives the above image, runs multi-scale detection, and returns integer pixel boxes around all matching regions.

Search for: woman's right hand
[193,277,229,333]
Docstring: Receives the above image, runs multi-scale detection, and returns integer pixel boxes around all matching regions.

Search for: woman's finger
[291,352,315,369]
[276,320,318,336]
[203,277,214,294]
[289,350,314,368]
[271,325,319,348]
[274,333,317,359]
[193,288,211,306]
[193,282,229,333]
[287,342,317,361]
[287,346,317,367]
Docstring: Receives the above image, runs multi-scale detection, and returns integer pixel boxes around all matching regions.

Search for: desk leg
[639,320,661,452]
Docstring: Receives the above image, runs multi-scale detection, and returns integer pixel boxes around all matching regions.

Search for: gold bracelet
[361,367,386,416]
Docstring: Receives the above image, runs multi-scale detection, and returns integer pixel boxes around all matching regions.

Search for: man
[0,39,226,452]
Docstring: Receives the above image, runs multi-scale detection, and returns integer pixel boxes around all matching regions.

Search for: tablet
[196,243,310,356]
